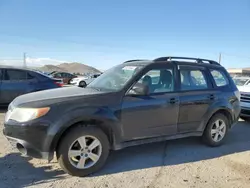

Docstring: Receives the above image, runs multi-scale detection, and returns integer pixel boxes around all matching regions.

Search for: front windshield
[88,64,143,91]
[233,78,249,86]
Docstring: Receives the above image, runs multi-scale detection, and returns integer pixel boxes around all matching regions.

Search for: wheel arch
[47,112,122,160]
[54,119,114,152]
[201,107,234,132]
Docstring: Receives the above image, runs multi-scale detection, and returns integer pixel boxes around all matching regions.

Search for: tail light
[54,81,63,87]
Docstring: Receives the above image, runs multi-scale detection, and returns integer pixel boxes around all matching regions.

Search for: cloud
[0,57,68,67]
[26,57,69,66]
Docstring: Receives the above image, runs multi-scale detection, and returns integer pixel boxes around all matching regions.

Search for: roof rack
[154,56,220,66]
[123,59,148,63]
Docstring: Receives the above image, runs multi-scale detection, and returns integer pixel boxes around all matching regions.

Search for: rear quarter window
[33,71,51,81]
[210,69,229,87]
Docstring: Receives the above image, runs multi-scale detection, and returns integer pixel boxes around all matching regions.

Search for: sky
[0,0,249,70]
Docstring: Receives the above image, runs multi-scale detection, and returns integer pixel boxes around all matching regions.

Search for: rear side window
[180,69,208,91]
[210,69,229,87]
[55,73,62,77]
[3,69,27,81]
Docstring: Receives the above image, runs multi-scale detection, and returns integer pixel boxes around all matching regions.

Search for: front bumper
[70,80,79,85]
[3,123,53,160]
[240,101,250,117]
[4,135,50,159]
[240,107,250,117]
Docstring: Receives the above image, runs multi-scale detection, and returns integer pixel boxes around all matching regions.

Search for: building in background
[227,68,250,78]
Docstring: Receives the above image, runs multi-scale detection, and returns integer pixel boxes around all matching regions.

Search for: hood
[237,85,250,93]
[11,86,104,107]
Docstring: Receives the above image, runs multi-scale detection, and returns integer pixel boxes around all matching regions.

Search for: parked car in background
[233,77,250,87]
[3,57,240,177]
[0,66,63,105]
[70,75,90,87]
[233,77,250,121]
[70,73,102,87]
[49,71,77,84]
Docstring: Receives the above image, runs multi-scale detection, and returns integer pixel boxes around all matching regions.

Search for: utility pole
[219,53,221,64]
[23,52,27,67]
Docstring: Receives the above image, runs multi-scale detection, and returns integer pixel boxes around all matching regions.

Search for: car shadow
[92,120,250,176]
[0,153,65,188]
[0,107,7,113]
[1,121,249,183]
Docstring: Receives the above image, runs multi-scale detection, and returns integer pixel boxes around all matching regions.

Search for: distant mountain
[37,62,100,74]
[38,65,66,73]
[58,62,100,74]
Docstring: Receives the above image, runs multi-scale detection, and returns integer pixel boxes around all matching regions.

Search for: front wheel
[202,113,229,147]
[57,126,110,177]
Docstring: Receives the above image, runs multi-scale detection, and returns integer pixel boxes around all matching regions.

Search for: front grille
[241,109,250,115]
[240,92,250,103]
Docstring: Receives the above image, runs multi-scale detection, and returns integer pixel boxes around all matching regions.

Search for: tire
[79,81,87,88]
[57,126,110,177]
[202,113,229,147]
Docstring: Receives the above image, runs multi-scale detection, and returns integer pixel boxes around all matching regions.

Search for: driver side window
[137,68,174,94]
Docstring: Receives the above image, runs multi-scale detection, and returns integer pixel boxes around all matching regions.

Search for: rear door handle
[208,94,215,100]
[169,98,179,104]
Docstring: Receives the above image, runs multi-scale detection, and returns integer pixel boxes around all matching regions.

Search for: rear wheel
[202,113,229,147]
[57,126,110,177]
[79,81,87,88]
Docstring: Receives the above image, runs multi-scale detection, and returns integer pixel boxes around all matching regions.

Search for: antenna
[23,52,27,67]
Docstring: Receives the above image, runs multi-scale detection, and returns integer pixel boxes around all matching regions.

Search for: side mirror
[127,83,149,96]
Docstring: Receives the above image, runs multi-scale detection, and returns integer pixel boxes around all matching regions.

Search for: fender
[42,106,122,157]
[197,99,234,132]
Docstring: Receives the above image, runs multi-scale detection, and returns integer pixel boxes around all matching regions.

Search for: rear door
[0,69,35,104]
[177,65,216,133]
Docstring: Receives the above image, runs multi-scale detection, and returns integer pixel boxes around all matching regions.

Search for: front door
[121,64,179,141]
[177,65,216,132]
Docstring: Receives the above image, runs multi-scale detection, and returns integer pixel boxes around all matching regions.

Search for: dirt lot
[1,111,250,188]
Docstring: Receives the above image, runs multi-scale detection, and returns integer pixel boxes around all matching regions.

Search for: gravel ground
[0,110,250,188]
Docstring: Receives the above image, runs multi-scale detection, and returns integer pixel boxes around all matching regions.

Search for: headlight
[5,107,50,123]
[235,90,241,101]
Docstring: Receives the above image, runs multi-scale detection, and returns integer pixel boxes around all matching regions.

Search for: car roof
[123,56,221,68]
[0,65,37,72]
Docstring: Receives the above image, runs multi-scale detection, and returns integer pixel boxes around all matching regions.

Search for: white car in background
[70,73,102,87]
[233,77,250,121]
[70,76,90,87]
[233,77,250,87]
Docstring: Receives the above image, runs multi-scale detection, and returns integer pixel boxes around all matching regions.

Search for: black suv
[3,57,240,176]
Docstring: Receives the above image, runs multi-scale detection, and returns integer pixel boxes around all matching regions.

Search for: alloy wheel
[211,119,226,142]
[68,135,102,169]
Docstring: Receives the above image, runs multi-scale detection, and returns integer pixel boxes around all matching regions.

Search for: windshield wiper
[87,86,102,91]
